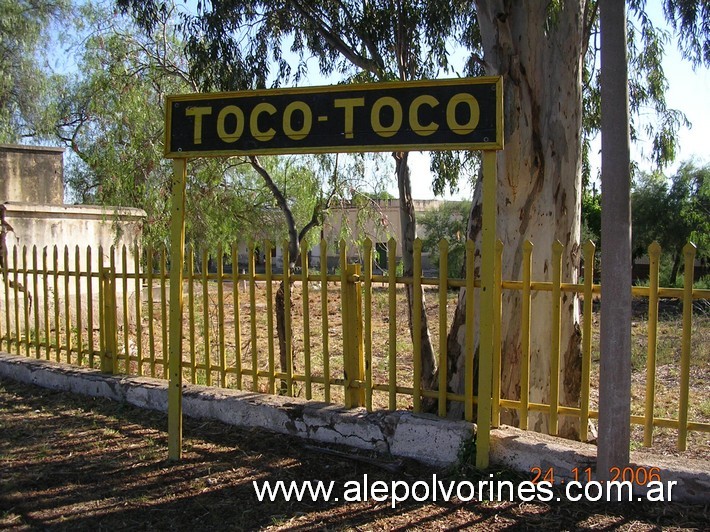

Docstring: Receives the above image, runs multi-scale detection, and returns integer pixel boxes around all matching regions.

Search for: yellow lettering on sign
[217,105,245,143]
[185,106,212,144]
[250,102,277,141]
[371,97,402,138]
[283,101,312,140]
[409,95,439,136]
[334,98,365,139]
[446,93,479,135]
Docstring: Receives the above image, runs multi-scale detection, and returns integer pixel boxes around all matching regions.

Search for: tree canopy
[120,0,466,89]
[632,160,710,285]
[29,2,376,254]
[419,201,471,278]
[0,0,70,141]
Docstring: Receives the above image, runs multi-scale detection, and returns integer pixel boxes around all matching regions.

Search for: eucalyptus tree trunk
[447,1,586,438]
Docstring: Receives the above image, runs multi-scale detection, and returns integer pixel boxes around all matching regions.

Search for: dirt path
[0,378,707,531]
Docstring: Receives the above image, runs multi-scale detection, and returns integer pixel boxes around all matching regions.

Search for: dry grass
[588,299,710,460]
[128,282,452,410]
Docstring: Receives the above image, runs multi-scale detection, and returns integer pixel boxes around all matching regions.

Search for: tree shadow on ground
[0,378,707,531]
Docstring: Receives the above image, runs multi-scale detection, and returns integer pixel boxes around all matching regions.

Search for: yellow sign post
[476,150,497,469]
[167,159,187,460]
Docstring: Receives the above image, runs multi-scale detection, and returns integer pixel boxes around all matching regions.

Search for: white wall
[1,203,146,331]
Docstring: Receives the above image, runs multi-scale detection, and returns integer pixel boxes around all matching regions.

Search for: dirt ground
[1,378,707,531]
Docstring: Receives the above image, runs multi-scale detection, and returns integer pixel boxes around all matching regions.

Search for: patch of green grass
[629,440,644,452]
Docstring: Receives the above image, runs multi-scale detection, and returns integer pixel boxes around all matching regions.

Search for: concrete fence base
[0,352,707,504]
[0,352,471,468]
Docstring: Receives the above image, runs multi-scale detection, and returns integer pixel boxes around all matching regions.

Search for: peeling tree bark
[447,1,586,437]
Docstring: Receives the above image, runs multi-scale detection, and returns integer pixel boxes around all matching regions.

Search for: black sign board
[165,77,503,158]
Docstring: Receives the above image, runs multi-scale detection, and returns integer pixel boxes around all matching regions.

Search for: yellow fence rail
[1,239,708,454]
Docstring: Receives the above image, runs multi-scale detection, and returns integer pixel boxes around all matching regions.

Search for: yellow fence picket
[438,239,448,418]
[42,248,50,360]
[74,246,83,365]
[363,238,373,411]
[14,246,21,357]
[549,240,564,436]
[265,241,275,394]
[22,246,30,358]
[86,246,94,367]
[121,246,129,373]
[99,249,118,375]
[320,239,330,403]
[412,238,423,413]
[2,245,8,354]
[283,242,294,396]
[581,241,596,441]
[217,246,227,387]
[678,243,696,451]
[160,248,168,379]
[520,240,533,429]
[492,240,504,427]
[187,245,196,383]
[146,246,156,377]
[1,236,708,458]
[464,239,475,422]
[110,247,119,374]
[200,248,210,386]
[387,237,397,411]
[32,246,40,360]
[63,246,71,362]
[248,241,258,392]
[51,246,60,361]
[302,241,312,400]
[232,243,243,389]
[134,243,142,376]
[343,261,364,409]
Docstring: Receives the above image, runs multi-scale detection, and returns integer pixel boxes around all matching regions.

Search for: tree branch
[248,156,299,264]
[582,1,599,58]
[290,0,384,76]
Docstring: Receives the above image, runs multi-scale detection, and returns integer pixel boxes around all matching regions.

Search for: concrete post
[598,0,632,483]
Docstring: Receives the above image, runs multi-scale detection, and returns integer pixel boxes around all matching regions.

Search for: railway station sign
[165,77,503,158]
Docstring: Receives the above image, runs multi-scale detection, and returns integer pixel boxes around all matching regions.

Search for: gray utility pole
[598,0,632,484]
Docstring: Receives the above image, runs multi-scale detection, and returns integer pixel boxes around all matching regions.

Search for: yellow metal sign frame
[166,77,503,470]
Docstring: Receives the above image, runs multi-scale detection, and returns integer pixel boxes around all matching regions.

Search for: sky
[394,6,710,201]
[625,36,710,173]
[53,2,709,202]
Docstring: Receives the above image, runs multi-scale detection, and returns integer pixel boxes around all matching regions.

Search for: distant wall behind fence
[0,143,146,332]
[0,144,64,204]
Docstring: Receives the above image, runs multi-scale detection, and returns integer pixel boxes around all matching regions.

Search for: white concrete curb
[491,426,709,503]
[0,353,472,467]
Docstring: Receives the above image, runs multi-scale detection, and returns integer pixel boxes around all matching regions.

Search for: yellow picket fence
[1,239,708,453]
